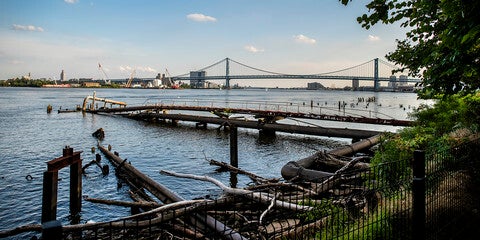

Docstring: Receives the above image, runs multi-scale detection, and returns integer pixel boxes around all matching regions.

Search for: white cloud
[8,60,24,65]
[368,35,381,41]
[64,0,79,4]
[12,24,44,32]
[186,13,217,22]
[244,45,264,53]
[120,66,157,73]
[119,66,132,72]
[293,34,316,44]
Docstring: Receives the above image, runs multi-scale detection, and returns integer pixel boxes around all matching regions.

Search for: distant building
[399,75,408,86]
[60,70,65,81]
[307,82,325,90]
[388,75,397,89]
[190,71,206,88]
[23,73,31,80]
[82,82,100,88]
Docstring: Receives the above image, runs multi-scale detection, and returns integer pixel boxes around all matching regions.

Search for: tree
[340,0,480,97]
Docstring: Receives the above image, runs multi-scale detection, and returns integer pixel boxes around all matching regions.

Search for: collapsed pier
[83,95,410,140]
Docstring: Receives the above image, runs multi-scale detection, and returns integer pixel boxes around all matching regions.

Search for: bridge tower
[374,58,379,92]
[225,58,231,89]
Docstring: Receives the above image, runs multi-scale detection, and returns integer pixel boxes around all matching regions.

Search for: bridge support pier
[225,58,231,89]
[374,58,380,92]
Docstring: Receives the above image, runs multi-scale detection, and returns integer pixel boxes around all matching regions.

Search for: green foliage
[300,200,396,240]
[297,199,350,239]
[410,93,480,136]
[0,78,55,87]
[298,199,344,222]
[370,93,480,191]
[370,133,414,194]
[340,0,480,96]
[337,209,396,240]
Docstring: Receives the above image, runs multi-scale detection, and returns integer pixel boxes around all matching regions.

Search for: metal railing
[143,98,399,119]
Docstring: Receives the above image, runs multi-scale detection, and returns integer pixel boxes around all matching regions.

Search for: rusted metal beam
[126,112,381,139]
[47,151,82,172]
[42,147,83,224]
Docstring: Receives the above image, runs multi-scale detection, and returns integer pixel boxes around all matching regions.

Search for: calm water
[0,87,429,238]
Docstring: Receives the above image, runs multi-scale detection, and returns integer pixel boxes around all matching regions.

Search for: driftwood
[160,170,312,212]
[0,224,42,238]
[82,158,109,175]
[98,143,248,240]
[92,128,105,140]
[311,156,368,194]
[281,134,380,181]
[246,182,317,196]
[83,197,162,208]
[209,159,278,184]
[0,203,214,239]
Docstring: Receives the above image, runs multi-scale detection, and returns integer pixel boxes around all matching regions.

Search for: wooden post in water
[229,125,238,188]
[229,125,238,168]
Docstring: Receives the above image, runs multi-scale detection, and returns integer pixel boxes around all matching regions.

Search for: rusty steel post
[41,170,58,223]
[69,151,82,217]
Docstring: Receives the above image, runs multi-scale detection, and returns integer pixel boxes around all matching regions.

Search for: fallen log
[0,224,42,238]
[98,143,182,204]
[311,157,368,194]
[209,159,278,184]
[92,128,105,140]
[246,182,317,196]
[98,143,248,240]
[280,134,381,182]
[160,170,312,212]
[83,197,162,208]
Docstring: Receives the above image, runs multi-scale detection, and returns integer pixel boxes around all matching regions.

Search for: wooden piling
[229,125,239,188]
[229,125,238,168]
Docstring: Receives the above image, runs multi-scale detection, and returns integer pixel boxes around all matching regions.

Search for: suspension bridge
[165,57,420,91]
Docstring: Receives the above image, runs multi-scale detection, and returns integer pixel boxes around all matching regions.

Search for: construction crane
[125,69,136,88]
[98,63,111,85]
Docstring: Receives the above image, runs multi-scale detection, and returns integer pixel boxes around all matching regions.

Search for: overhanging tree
[340,0,480,97]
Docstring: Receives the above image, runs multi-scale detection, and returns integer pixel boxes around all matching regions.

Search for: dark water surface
[0,87,429,238]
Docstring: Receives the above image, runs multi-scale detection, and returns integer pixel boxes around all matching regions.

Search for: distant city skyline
[0,0,407,87]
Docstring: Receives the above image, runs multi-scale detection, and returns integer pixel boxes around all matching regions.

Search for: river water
[0,87,429,238]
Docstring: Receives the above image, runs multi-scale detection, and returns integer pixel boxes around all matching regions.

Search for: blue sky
[0,0,407,87]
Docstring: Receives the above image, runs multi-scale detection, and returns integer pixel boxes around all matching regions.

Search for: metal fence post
[413,150,426,240]
[42,220,62,240]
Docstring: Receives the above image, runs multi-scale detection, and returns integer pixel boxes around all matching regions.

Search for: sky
[0,0,408,87]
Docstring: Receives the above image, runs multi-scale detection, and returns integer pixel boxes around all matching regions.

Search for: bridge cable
[228,58,288,75]
[312,59,373,76]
